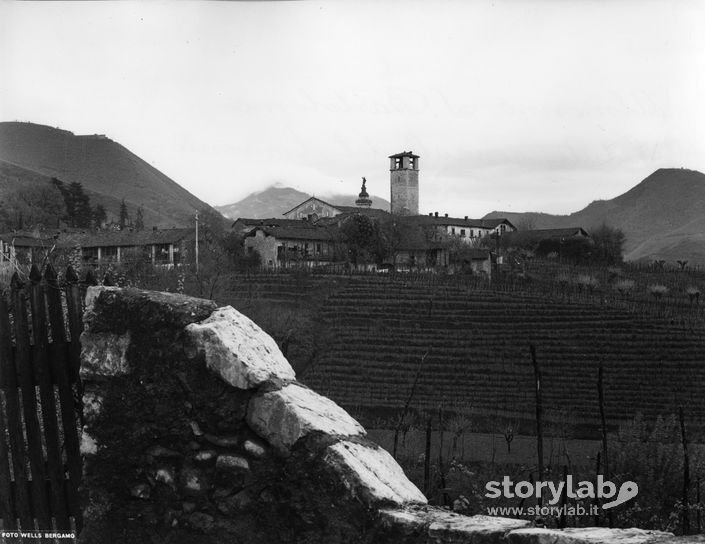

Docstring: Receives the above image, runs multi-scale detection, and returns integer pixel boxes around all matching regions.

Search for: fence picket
[28,265,69,530]
[64,267,83,383]
[0,293,31,530]
[11,273,51,530]
[45,264,82,528]
[0,294,17,530]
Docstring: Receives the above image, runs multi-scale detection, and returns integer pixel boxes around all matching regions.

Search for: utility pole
[195,211,199,274]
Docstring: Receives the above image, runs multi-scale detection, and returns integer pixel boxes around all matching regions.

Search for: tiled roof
[58,228,194,248]
[409,215,515,229]
[233,218,312,229]
[334,206,390,217]
[0,234,55,248]
[248,225,337,242]
[0,228,196,249]
[282,196,341,216]
[504,227,589,244]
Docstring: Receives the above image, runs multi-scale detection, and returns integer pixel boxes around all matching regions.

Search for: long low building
[0,228,198,268]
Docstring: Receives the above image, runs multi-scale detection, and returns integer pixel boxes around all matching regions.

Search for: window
[460,229,466,237]
[451,227,456,235]
[154,243,171,262]
[102,246,118,261]
[83,247,99,262]
[470,230,474,238]
[395,157,402,169]
[316,243,321,253]
[408,157,415,169]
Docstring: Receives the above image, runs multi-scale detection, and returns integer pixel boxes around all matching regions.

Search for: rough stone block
[216,454,250,473]
[507,527,674,544]
[80,331,131,378]
[84,286,218,334]
[324,441,427,506]
[380,507,530,542]
[246,382,364,454]
[186,306,295,389]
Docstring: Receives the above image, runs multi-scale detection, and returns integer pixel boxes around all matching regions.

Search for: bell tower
[389,151,419,215]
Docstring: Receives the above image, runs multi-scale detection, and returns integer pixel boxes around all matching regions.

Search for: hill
[216,186,392,219]
[0,122,213,228]
[485,168,705,264]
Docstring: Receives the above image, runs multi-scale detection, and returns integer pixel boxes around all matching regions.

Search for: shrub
[556,273,571,286]
[686,286,700,304]
[614,279,635,295]
[576,274,599,291]
[648,284,669,299]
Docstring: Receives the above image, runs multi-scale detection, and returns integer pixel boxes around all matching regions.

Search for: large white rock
[185,306,295,389]
[80,331,131,378]
[507,527,674,544]
[324,440,427,506]
[247,383,365,453]
[380,508,530,541]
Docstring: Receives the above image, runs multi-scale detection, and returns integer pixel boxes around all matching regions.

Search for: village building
[0,228,197,270]
[411,213,516,242]
[502,227,590,247]
[233,150,575,276]
[69,228,196,267]
[282,179,388,222]
[242,223,338,268]
[0,233,56,267]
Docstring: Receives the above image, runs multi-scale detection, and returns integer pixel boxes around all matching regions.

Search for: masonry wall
[391,169,419,216]
[78,286,698,544]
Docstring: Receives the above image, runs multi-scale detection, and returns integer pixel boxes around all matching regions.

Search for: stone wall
[78,286,700,543]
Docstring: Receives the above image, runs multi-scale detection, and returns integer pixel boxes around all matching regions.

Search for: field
[216,269,705,438]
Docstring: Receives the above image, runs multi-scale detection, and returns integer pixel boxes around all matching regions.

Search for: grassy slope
[0,122,212,228]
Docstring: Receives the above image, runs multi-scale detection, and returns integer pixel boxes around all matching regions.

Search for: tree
[93,204,107,228]
[135,206,145,231]
[338,214,394,266]
[590,224,625,266]
[68,182,92,228]
[0,182,66,231]
[193,207,255,297]
[119,199,129,230]
[52,178,92,228]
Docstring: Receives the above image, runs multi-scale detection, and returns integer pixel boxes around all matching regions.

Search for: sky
[1,1,704,218]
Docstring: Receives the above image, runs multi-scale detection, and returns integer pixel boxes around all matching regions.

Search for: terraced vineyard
[221,273,705,435]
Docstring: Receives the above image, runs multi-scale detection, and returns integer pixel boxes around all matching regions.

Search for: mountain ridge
[485,168,705,263]
[0,122,213,228]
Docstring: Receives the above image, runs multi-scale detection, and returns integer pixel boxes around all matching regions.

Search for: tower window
[395,157,402,169]
[408,157,415,169]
